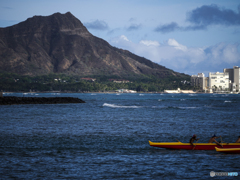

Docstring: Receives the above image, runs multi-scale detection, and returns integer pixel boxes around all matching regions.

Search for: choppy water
[0,93,240,179]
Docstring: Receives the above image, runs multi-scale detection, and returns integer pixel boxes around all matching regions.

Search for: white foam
[179,107,198,109]
[224,101,232,103]
[103,103,141,108]
[189,94,197,96]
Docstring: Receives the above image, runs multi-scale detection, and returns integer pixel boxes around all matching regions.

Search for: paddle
[219,136,226,147]
[192,139,199,150]
[176,139,181,143]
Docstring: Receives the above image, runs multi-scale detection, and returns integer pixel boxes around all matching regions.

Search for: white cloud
[139,40,160,47]
[109,35,240,75]
[168,39,187,51]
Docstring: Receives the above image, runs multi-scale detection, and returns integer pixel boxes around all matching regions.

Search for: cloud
[168,39,187,51]
[110,35,240,75]
[187,4,240,26]
[84,20,109,30]
[140,40,160,47]
[1,6,13,10]
[154,22,180,33]
[126,23,141,31]
[155,4,240,33]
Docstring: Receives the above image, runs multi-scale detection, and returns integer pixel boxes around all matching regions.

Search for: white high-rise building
[209,72,229,92]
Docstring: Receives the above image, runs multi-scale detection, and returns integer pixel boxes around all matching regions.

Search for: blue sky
[0,0,240,76]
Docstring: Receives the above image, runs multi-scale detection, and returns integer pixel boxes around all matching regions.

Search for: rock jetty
[0,96,85,105]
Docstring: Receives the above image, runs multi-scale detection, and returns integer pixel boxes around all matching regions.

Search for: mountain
[0,12,188,79]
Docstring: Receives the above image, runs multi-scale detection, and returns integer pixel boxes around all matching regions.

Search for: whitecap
[158,99,162,101]
[180,99,186,101]
[179,107,198,109]
[189,94,197,96]
[224,101,232,103]
[91,93,97,95]
[103,103,141,108]
[139,94,144,96]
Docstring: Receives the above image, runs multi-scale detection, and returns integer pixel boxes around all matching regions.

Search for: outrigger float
[215,147,240,154]
[149,140,240,150]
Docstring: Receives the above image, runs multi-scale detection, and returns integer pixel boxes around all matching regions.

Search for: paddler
[190,134,199,149]
[235,136,240,143]
[208,134,223,147]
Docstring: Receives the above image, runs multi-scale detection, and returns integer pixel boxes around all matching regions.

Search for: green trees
[0,72,191,92]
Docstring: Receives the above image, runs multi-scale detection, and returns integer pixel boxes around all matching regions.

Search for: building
[224,66,240,92]
[209,72,229,92]
[191,73,207,90]
[191,66,239,93]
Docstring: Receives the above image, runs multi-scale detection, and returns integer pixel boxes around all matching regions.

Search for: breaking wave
[103,103,200,109]
[103,103,142,108]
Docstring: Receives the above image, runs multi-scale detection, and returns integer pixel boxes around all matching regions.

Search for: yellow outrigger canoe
[215,147,240,153]
[149,140,240,150]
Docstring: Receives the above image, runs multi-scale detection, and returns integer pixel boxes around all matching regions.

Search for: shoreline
[1,91,239,94]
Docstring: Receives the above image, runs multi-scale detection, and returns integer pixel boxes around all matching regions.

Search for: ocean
[0,93,239,179]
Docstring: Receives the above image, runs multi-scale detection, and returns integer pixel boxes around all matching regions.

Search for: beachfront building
[191,73,207,90]
[209,72,229,93]
[224,66,240,92]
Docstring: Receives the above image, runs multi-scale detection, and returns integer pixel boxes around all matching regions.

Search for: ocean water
[0,93,239,179]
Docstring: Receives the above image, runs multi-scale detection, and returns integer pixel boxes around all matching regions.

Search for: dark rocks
[0,96,85,105]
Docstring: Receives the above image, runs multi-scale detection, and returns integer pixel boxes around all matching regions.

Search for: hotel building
[208,72,229,92]
[224,66,240,92]
[191,66,240,93]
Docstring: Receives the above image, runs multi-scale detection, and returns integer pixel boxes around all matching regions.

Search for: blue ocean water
[0,93,239,179]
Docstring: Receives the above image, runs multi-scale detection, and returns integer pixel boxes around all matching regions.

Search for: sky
[0,0,240,76]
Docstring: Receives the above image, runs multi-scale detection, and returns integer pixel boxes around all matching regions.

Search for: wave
[103,103,200,109]
[180,99,186,101]
[224,101,232,103]
[103,103,142,108]
[91,93,97,95]
[188,94,197,96]
[139,94,144,96]
[51,93,60,95]
[152,106,199,109]
[178,107,198,109]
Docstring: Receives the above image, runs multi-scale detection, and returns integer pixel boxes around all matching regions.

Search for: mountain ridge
[0,12,188,79]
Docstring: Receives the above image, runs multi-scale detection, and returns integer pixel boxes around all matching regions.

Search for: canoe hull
[149,141,240,150]
[215,147,240,154]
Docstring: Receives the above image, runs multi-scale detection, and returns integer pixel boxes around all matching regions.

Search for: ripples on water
[0,93,240,179]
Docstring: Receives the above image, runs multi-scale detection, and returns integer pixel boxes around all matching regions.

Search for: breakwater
[0,96,85,105]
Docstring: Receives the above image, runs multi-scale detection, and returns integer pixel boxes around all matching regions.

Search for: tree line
[0,72,193,92]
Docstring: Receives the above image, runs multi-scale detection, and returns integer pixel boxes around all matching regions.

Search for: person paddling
[190,134,199,149]
[208,134,223,147]
[235,136,240,143]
